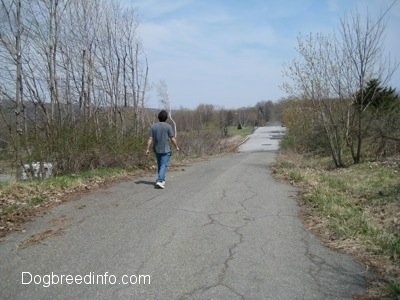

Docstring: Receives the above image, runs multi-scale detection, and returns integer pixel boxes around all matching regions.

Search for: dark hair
[158,110,168,122]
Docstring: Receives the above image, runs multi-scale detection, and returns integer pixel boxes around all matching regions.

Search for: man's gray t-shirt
[149,122,174,154]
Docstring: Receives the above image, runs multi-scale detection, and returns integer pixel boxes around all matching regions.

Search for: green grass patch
[0,167,132,235]
[288,169,304,183]
[35,168,127,190]
[28,195,47,206]
[387,279,400,298]
[303,167,399,258]
[227,126,253,137]
[1,203,20,216]
[273,153,400,298]
[319,174,351,191]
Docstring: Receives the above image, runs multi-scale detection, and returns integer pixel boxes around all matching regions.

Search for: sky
[123,0,400,109]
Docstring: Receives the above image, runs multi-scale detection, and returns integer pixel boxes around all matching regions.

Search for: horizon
[122,0,400,110]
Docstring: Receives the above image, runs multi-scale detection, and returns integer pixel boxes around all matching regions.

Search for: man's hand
[146,137,152,156]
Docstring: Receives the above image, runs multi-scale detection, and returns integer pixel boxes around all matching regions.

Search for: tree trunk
[15,0,23,180]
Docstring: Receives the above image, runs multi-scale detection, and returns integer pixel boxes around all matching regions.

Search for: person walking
[146,110,180,189]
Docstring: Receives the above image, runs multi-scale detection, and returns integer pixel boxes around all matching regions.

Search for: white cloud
[128,0,400,109]
[132,0,194,18]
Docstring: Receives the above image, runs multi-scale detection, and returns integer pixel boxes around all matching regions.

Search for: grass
[227,126,253,137]
[28,195,47,206]
[387,279,400,298]
[272,152,400,299]
[0,167,138,235]
[1,203,20,216]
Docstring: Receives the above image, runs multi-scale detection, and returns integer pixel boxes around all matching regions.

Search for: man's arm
[145,137,152,155]
[171,136,180,151]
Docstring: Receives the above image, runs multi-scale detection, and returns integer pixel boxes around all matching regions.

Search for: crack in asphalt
[177,182,259,300]
[301,233,324,297]
[299,230,368,299]
[0,148,367,300]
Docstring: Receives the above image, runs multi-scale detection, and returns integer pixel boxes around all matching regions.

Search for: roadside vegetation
[275,8,400,299]
[272,153,399,299]
[0,168,133,236]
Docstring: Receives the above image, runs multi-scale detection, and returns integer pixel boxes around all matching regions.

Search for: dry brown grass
[272,152,400,299]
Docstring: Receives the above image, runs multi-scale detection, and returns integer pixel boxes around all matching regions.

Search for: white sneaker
[155,181,165,189]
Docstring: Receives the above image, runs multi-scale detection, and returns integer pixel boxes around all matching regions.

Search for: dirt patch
[221,135,248,152]
[19,228,65,249]
[49,215,68,227]
[0,172,148,238]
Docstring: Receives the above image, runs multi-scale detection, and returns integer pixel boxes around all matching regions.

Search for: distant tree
[226,110,234,126]
[195,104,215,129]
[218,109,228,136]
[255,100,274,125]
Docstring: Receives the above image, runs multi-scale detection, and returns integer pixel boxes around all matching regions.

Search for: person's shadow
[135,180,155,186]
[135,180,165,189]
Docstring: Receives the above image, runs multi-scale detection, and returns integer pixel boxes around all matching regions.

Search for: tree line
[281,10,400,167]
[0,0,149,177]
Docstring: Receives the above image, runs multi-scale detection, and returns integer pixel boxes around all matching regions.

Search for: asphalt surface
[0,126,367,299]
[238,125,286,152]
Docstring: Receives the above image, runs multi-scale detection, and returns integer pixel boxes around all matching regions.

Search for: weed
[288,169,304,182]
[227,126,253,137]
[320,174,350,192]
[386,279,400,299]
[1,203,20,216]
[28,196,47,207]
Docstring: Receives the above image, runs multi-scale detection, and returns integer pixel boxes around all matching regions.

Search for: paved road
[0,126,366,299]
[238,126,286,152]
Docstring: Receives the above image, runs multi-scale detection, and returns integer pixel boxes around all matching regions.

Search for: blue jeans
[156,152,171,182]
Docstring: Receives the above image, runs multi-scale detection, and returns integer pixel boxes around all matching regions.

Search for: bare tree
[339,11,398,163]
[283,8,398,166]
[122,10,148,135]
[62,0,102,122]
[284,32,349,167]
[25,0,68,124]
[0,0,24,178]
